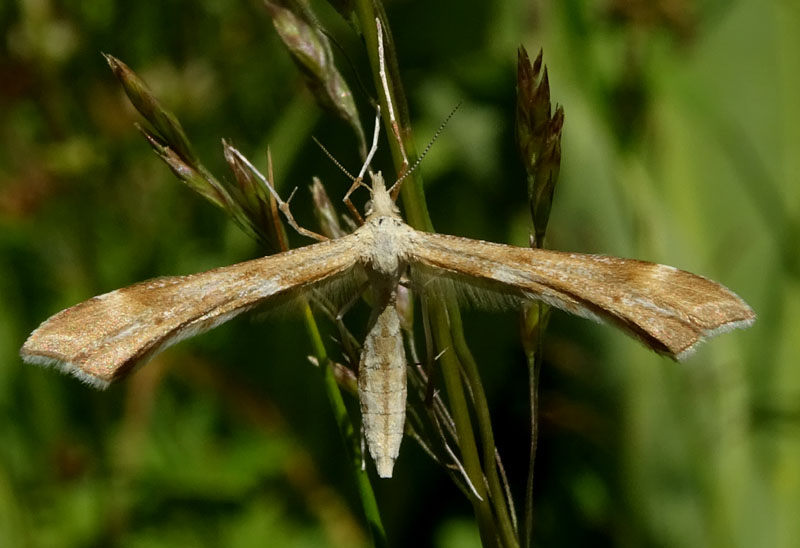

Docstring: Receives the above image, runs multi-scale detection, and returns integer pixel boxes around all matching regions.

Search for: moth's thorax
[358,215,414,278]
[356,171,413,278]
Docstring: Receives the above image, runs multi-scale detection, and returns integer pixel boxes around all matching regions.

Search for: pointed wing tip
[674,313,756,362]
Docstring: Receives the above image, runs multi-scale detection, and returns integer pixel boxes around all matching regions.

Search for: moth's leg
[418,291,440,407]
[342,178,367,225]
[402,268,450,398]
[395,277,444,404]
[228,146,328,242]
[403,308,437,409]
[342,107,382,225]
[271,186,328,242]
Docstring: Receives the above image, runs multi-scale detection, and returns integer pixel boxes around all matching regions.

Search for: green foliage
[1,0,796,546]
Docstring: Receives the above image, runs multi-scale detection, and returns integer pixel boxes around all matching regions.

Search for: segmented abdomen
[358,301,407,478]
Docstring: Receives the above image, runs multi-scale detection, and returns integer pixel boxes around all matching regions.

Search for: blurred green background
[1,0,797,546]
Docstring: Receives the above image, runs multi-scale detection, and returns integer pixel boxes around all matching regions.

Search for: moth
[20,118,755,478]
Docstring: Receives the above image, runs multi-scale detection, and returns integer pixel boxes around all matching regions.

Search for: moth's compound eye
[365,200,374,216]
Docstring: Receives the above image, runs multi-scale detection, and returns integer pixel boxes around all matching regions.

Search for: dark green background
[1,1,796,546]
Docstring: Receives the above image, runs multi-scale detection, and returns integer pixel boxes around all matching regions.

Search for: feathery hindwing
[21,234,362,387]
[408,231,755,360]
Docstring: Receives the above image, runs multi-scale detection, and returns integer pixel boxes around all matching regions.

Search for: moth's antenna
[312,137,356,182]
[314,106,381,189]
[387,101,462,197]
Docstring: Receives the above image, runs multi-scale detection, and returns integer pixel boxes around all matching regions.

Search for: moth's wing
[408,231,754,360]
[21,234,363,387]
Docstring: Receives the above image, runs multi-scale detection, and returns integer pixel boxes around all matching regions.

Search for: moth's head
[365,171,400,219]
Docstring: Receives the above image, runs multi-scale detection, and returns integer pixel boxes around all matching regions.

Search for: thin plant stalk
[430,301,498,548]
[448,300,520,546]
[522,309,543,548]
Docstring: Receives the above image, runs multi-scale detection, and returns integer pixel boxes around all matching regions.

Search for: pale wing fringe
[409,232,755,360]
[20,235,362,387]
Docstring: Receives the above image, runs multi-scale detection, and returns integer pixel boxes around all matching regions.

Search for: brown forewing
[21,234,362,387]
[408,231,755,359]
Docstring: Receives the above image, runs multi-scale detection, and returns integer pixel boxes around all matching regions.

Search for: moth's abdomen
[359,301,407,478]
